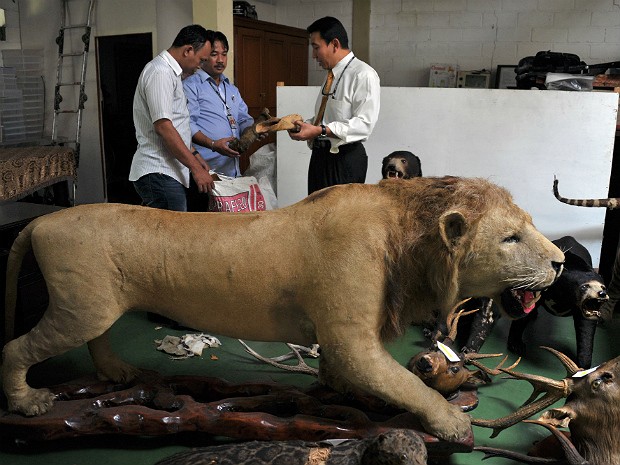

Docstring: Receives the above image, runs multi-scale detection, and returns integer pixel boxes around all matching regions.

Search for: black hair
[307,16,349,49]
[172,25,212,52]
[213,31,229,51]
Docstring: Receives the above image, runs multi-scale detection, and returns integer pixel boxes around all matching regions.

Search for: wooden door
[233,25,266,117]
[233,17,309,172]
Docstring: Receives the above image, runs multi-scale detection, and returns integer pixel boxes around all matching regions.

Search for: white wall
[6,0,620,204]
[277,86,619,265]
[270,0,620,87]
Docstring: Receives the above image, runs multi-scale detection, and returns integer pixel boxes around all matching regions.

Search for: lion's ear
[439,211,468,250]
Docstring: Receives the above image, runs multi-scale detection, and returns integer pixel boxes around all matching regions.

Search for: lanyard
[322,55,356,98]
[208,79,237,132]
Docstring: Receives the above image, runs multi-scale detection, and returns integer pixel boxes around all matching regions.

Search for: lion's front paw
[420,404,471,441]
[8,387,55,416]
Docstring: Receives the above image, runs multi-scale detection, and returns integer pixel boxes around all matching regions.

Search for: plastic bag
[244,142,277,195]
[545,73,594,91]
[208,175,273,212]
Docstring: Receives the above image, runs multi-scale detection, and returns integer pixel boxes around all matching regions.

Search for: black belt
[312,138,331,149]
[312,139,363,152]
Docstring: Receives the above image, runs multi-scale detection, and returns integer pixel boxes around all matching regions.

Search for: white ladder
[51,0,95,171]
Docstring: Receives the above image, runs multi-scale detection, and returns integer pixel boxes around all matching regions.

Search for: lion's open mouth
[501,288,542,319]
[386,170,403,178]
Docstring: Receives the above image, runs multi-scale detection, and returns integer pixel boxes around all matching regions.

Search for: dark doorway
[96,33,152,204]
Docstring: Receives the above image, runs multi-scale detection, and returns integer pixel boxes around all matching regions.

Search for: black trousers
[186,176,210,212]
[307,140,367,195]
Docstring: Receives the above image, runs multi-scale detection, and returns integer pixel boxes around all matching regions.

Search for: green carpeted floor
[1,309,618,465]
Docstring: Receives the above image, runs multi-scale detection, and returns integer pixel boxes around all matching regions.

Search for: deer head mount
[408,298,518,397]
[473,347,620,465]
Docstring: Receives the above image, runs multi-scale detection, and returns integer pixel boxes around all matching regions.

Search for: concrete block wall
[260,0,620,87]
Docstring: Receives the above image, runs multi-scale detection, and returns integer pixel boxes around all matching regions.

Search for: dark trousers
[307,140,367,195]
[133,173,187,212]
[186,176,210,212]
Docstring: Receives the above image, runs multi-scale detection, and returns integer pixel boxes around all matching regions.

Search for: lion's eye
[592,378,602,390]
[503,235,520,243]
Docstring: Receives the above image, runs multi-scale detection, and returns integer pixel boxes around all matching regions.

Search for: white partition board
[276,87,618,266]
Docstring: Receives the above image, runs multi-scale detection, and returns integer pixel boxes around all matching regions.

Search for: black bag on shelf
[233,1,258,20]
[515,51,587,89]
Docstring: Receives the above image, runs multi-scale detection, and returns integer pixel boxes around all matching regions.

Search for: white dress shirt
[312,52,381,153]
[129,50,192,187]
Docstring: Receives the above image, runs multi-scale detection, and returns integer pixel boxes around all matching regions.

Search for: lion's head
[379,176,565,338]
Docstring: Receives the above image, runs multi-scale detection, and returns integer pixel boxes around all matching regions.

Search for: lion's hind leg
[88,329,139,383]
[2,305,122,416]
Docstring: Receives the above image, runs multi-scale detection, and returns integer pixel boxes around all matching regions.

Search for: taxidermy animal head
[381,151,422,179]
[228,108,303,153]
[407,299,518,397]
[473,346,620,465]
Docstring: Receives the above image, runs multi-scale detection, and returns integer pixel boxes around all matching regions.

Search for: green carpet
[1,309,617,465]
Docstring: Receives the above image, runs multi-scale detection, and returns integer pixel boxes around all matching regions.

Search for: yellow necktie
[313,70,334,126]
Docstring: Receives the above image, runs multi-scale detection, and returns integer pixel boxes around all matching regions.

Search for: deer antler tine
[540,346,581,376]
[524,420,589,465]
[288,343,320,358]
[464,352,504,361]
[472,367,570,438]
[238,340,319,377]
[505,357,521,371]
[446,302,479,341]
[466,355,520,377]
[472,389,568,438]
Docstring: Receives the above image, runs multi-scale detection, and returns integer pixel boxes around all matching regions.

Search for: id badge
[227,112,237,130]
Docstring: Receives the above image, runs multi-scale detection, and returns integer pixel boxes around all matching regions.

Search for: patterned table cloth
[0,146,76,202]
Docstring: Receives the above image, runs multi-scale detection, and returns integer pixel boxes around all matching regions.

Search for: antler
[444,297,478,342]
[472,347,575,437]
[524,420,589,465]
[238,340,319,377]
[539,346,581,376]
[466,354,521,377]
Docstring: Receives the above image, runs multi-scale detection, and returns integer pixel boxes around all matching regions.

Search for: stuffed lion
[2,176,564,441]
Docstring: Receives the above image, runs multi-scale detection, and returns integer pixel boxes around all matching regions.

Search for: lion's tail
[4,221,36,342]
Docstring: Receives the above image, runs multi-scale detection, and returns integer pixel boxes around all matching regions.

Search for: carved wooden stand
[0,372,476,456]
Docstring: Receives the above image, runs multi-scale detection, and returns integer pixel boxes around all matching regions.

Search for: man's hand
[192,167,215,193]
[213,137,240,158]
[288,120,321,141]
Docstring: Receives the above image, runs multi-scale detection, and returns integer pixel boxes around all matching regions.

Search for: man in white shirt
[129,25,214,211]
[289,16,381,195]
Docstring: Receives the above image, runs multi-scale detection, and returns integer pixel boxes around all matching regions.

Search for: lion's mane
[377,176,518,341]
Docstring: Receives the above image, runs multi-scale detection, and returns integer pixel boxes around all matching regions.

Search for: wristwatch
[320,124,327,137]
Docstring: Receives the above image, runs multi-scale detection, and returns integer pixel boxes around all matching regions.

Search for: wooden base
[0,372,475,455]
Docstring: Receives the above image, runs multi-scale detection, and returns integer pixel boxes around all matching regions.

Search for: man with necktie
[289,16,381,195]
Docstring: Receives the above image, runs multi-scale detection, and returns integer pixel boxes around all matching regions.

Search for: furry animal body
[381,151,422,179]
[508,236,607,369]
[2,176,564,441]
[155,429,427,465]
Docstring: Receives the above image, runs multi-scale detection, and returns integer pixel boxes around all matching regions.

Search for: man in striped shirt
[129,25,214,212]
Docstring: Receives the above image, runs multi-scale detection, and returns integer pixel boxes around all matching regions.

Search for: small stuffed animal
[508,235,608,368]
[381,151,422,179]
[155,429,428,465]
